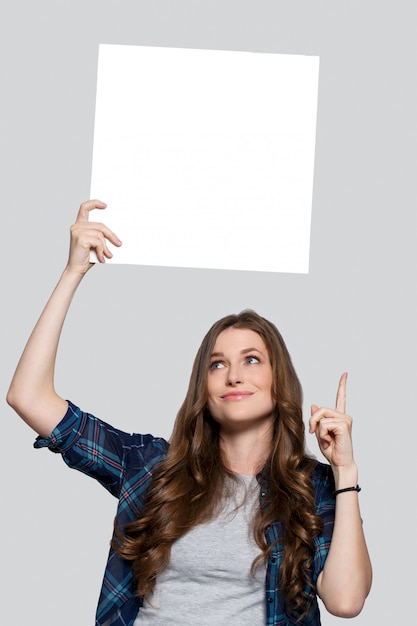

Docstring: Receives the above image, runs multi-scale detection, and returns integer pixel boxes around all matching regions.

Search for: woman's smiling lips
[220,391,254,401]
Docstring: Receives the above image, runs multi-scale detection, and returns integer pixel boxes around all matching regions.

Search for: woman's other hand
[67,199,122,274]
[309,373,355,470]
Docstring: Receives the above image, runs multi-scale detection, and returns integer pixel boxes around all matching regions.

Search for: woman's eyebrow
[240,347,263,354]
[210,347,264,358]
[210,351,224,358]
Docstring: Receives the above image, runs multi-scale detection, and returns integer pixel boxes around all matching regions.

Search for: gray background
[2,1,415,624]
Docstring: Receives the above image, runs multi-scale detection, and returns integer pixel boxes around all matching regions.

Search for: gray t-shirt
[134,474,266,625]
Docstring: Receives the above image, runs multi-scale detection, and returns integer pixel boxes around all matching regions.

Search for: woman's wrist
[61,264,90,286]
[331,463,359,490]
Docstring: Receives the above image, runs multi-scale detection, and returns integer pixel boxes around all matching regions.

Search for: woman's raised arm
[7,200,122,438]
[310,374,372,617]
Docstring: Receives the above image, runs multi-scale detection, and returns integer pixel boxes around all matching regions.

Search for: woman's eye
[210,361,224,370]
[246,355,260,364]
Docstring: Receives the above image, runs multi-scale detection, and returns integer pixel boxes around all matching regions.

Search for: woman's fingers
[76,199,108,222]
[71,220,122,253]
[309,375,356,466]
[70,227,108,264]
[336,372,348,413]
[309,402,354,465]
[309,405,351,434]
[309,405,331,434]
[68,200,122,270]
[309,373,348,434]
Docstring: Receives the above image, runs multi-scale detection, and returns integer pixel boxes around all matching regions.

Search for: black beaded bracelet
[333,484,361,496]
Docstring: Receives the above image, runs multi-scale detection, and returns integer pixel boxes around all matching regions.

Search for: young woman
[7,200,372,626]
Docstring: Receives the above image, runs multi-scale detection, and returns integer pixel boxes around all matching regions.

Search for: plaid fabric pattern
[35,401,335,626]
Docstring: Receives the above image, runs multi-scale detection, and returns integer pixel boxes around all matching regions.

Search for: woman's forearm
[317,465,372,617]
[7,267,85,437]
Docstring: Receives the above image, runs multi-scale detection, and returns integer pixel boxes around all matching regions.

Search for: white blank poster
[90,45,319,273]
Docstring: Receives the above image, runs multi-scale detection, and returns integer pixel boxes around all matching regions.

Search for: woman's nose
[227,365,243,386]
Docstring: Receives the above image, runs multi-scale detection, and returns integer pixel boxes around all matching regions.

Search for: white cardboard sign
[90,45,319,273]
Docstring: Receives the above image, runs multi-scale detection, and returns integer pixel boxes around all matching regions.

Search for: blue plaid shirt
[35,401,335,626]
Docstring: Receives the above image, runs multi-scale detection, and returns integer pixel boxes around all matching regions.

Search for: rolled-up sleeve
[34,400,160,499]
[312,462,336,582]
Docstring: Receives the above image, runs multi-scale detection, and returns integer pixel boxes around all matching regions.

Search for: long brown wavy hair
[112,310,323,619]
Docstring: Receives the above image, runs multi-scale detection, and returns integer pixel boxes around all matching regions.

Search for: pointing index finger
[76,199,107,222]
[335,372,348,413]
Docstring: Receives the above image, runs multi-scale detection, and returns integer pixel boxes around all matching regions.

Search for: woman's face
[206,327,275,433]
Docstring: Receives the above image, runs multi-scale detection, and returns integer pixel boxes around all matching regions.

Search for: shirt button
[268,597,273,603]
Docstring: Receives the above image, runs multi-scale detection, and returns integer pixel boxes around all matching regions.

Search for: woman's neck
[219,423,273,476]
